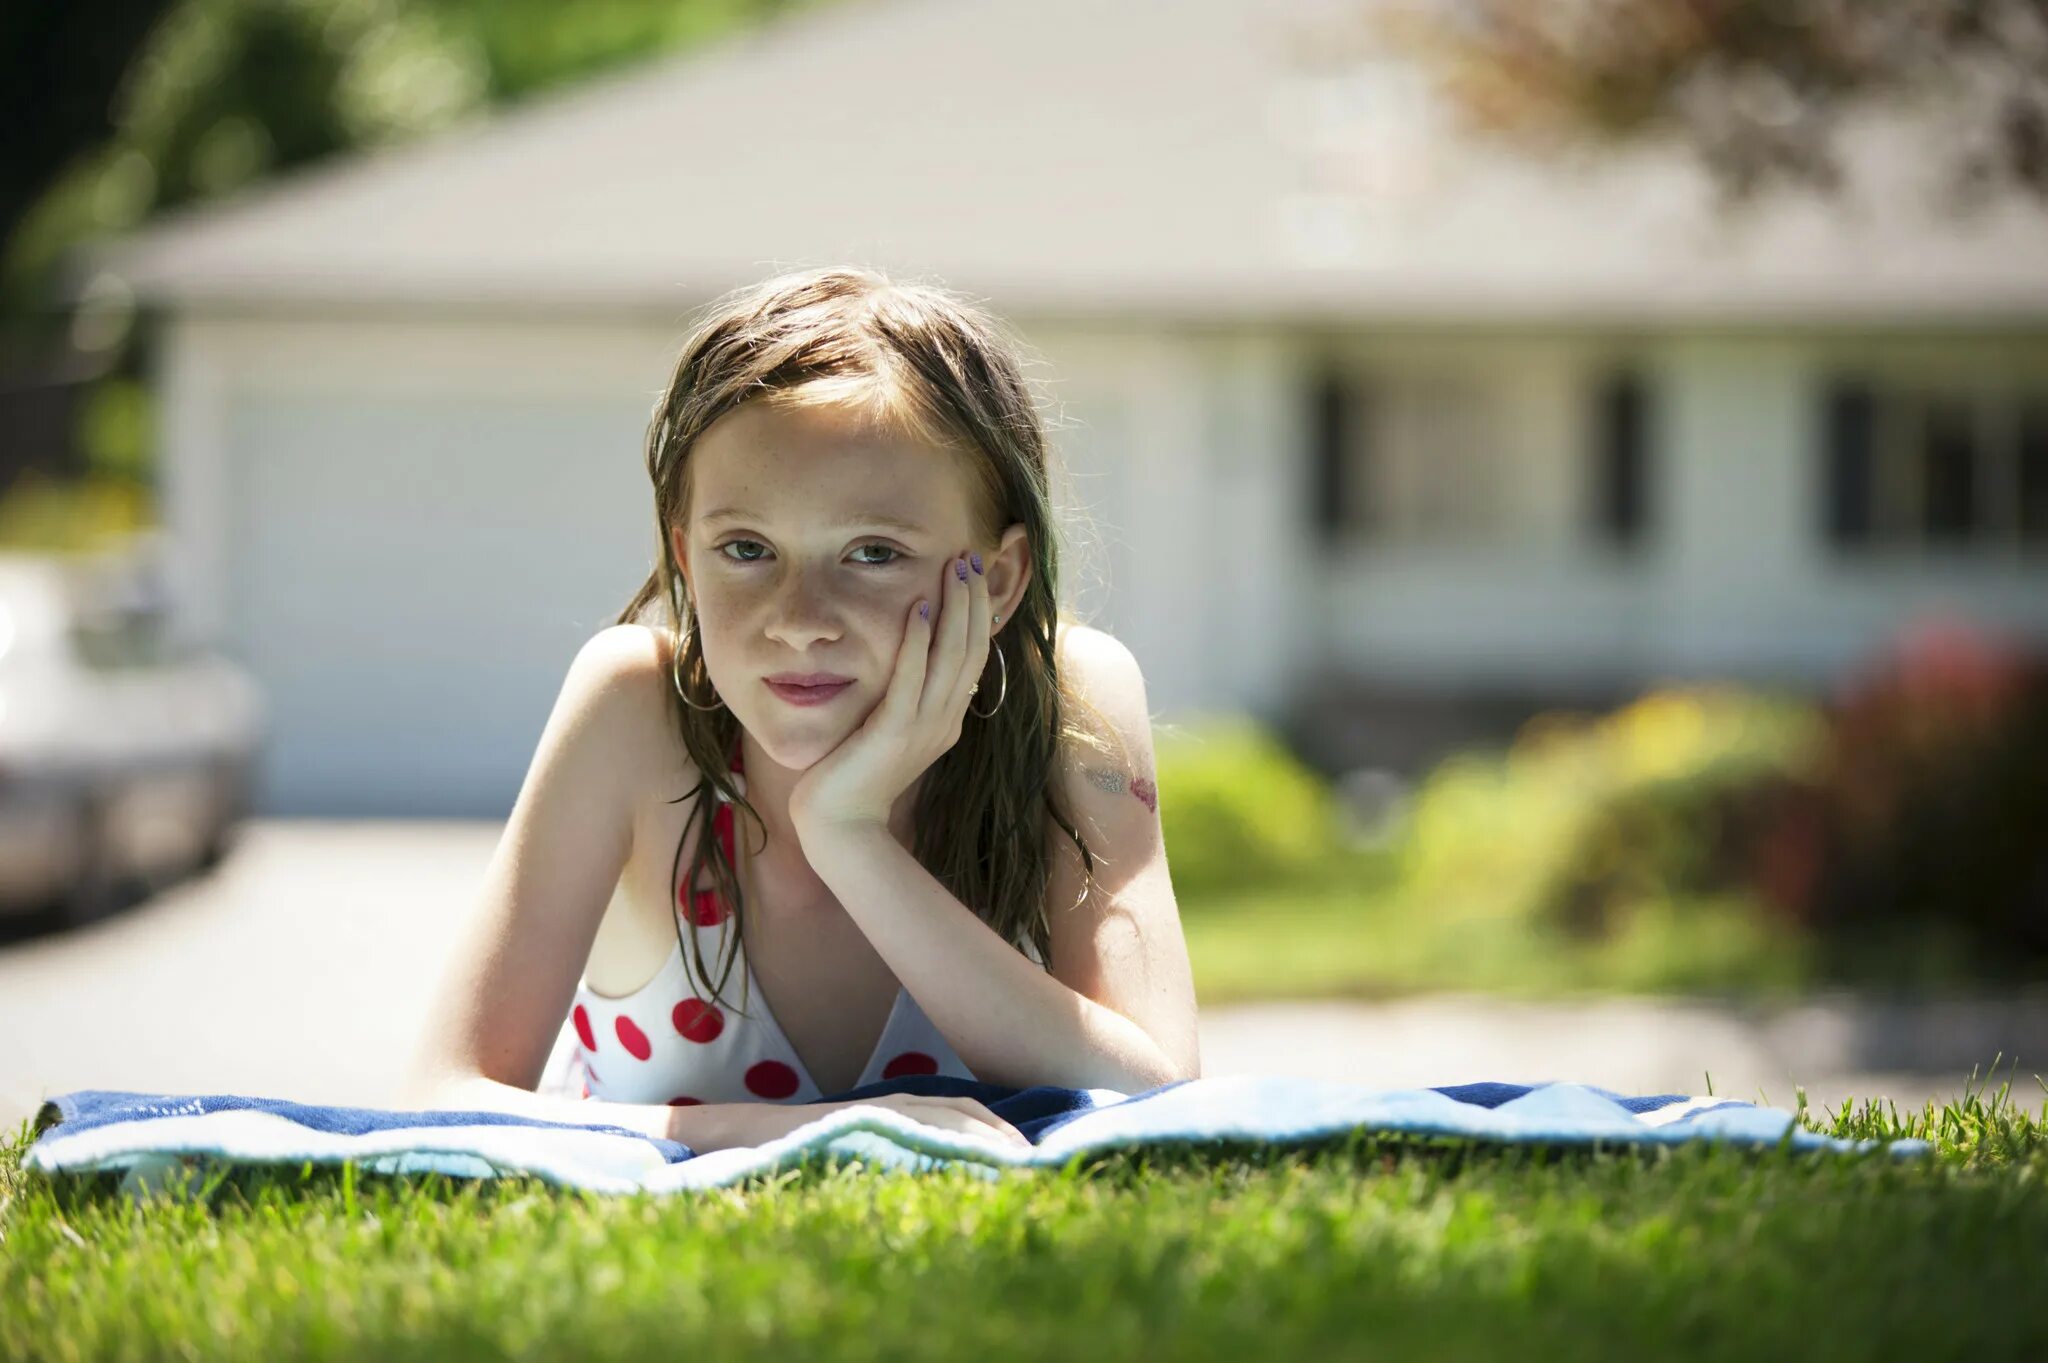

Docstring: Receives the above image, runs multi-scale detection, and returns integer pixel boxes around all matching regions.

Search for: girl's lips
[764,679,853,707]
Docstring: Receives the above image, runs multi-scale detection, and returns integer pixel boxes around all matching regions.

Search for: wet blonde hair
[614,265,1124,1020]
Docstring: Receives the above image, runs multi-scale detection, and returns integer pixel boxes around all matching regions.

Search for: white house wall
[1020,324,1309,724]
[1648,333,2048,681]
[161,312,682,815]
[1193,331,1308,720]
[1312,330,2048,690]
[1657,334,1830,677]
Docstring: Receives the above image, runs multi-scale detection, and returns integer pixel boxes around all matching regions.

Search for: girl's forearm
[800,822,1182,1094]
[410,1072,813,1154]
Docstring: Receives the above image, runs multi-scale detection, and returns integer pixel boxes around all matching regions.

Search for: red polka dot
[745,1059,800,1099]
[672,997,724,1042]
[614,1014,652,1061]
[689,888,727,927]
[882,1051,939,1078]
[572,1003,596,1051]
[667,1095,703,1106]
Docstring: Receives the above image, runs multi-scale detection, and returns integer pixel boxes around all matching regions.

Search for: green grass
[1178,852,1991,1006]
[4,1063,2045,1362]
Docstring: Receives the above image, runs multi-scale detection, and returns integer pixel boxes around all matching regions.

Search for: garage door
[226,388,657,815]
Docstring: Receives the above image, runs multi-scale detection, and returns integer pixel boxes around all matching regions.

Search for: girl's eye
[715,539,902,567]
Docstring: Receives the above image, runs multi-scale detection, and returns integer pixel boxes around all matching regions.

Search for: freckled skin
[667,399,1034,861]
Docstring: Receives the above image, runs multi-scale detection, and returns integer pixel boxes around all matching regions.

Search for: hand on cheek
[788,548,993,838]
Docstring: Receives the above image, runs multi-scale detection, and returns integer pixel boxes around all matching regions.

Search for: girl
[403,266,1200,1155]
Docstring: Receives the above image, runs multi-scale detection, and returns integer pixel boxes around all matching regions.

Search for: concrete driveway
[4,822,2045,1137]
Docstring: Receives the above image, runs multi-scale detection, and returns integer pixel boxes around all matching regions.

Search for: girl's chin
[742,713,861,768]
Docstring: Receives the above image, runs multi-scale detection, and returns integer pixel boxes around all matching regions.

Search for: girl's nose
[765,565,840,639]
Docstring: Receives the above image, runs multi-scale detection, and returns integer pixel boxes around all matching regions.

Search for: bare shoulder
[575,620,664,681]
[1054,622,1147,723]
[1053,620,1124,674]
[563,623,698,790]
[1051,622,1154,785]
[566,623,663,719]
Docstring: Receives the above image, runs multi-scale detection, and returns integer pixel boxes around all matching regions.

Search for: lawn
[4,1070,2044,1362]
[1176,860,1983,1006]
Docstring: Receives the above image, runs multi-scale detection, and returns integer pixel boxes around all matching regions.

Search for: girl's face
[670,399,1023,770]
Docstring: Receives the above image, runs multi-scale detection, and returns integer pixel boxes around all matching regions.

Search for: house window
[1379,373,1511,540]
[2019,398,2048,549]
[1307,366,1361,546]
[1921,396,1978,543]
[1591,368,1650,548]
[1305,361,1523,546]
[1822,379,1877,548]
[1819,375,2048,557]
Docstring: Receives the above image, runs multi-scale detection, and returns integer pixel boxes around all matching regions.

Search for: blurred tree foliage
[0,0,838,547]
[1364,0,2048,208]
[3,0,835,316]
[432,0,824,104]
[0,1,176,308]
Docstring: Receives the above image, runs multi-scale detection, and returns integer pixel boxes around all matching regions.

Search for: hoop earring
[671,627,726,712]
[968,619,1009,718]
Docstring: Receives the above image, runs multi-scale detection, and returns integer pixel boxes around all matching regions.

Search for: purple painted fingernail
[955,558,968,583]
[970,552,983,575]
[919,600,930,621]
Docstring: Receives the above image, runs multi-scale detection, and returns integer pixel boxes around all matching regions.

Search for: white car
[0,549,266,926]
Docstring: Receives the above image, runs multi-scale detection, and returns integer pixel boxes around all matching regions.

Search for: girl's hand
[788,548,992,840]
[821,1093,1032,1149]
[688,1092,1030,1153]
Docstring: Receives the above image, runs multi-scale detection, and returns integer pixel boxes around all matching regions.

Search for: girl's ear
[993,523,1032,629]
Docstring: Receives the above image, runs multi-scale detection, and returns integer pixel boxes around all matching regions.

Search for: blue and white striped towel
[23,1074,1933,1198]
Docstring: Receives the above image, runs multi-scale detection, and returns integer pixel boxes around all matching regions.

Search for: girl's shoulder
[573,621,669,704]
[1049,620,1147,773]
[1049,620,1120,716]
[570,622,702,789]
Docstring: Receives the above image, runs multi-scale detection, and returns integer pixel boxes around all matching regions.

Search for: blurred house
[73,0,2048,815]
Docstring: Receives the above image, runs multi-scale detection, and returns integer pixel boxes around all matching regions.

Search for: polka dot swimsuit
[544,740,1045,1107]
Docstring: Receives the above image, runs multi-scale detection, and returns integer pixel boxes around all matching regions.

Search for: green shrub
[1535,689,1824,939]
[1753,622,2048,975]
[1154,712,1347,900]
[1391,687,1821,936]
